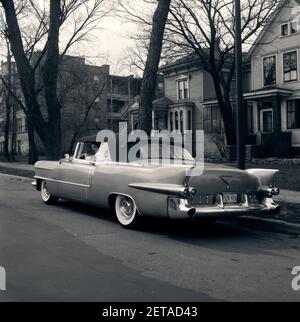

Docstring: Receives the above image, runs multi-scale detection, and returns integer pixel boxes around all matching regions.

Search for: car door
[58,158,94,202]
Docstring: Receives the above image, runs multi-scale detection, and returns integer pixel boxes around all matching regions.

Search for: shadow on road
[56,199,249,239]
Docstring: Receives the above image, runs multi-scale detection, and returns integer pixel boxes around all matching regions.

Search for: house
[0,54,141,158]
[106,75,141,133]
[151,0,300,159]
[245,0,300,157]
[151,55,243,159]
[0,61,28,157]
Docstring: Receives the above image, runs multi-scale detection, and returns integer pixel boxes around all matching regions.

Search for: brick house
[0,54,141,157]
[0,61,28,156]
[107,75,141,133]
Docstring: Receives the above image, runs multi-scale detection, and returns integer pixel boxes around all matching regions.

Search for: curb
[0,172,33,182]
[235,216,300,236]
[0,166,34,179]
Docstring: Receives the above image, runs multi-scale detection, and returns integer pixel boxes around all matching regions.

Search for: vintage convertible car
[33,135,280,229]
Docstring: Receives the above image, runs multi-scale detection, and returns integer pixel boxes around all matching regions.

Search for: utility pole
[235,0,246,169]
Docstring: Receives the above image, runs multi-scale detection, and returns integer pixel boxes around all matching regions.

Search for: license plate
[223,193,238,204]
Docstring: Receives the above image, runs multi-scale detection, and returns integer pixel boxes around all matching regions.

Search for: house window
[188,110,192,130]
[170,112,173,131]
[263,55,276,86]
[281,21,298,36]
[281,23,289,36]
[17,140,22,154]
[291,20,298,34]
[262,110,273,133]
[0,121,4,136]
[283,51,298,82]
[23,119,27,132]
[16,118,23,132]
[179,111,184,132]
[177,79,189,100]
[175,111,179,130]
[164,114,168,129]
[0,142,4,153]
[203,106,221,133]
[287,100,300,129]
[247,104,254,134]
[154,116,159,130]
[204,108,212,132]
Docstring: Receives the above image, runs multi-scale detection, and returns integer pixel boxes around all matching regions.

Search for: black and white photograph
[0,0,300,311]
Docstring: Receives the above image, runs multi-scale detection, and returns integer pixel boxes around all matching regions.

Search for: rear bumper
[168,196,280,219]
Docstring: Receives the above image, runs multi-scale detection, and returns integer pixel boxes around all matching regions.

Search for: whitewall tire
[115,195,141,229]
[41,180,58,205]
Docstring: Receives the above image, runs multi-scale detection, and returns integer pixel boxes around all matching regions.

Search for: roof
[247,0,300,58]
[153,96,174,107]
[244,86,293,100]
[159,51,250,74]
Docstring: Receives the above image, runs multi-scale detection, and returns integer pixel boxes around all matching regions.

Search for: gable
[249,0,300,58]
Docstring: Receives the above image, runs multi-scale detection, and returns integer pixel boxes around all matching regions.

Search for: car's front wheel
[41,180,58,205]
[115,195,141,229]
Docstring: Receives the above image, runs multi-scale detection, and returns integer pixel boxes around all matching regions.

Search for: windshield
[138,143,194,162]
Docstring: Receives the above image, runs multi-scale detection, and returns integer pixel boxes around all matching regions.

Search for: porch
[244,86,293,158]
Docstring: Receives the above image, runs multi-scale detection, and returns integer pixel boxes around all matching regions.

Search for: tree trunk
[4,41,12,161]
[1,0,62,160]
[211,74,236,146]
[10,102,16,161]
[43,0,62,160]
[139,0,171,134]
[4,95,11,161]
[27,120,38,164]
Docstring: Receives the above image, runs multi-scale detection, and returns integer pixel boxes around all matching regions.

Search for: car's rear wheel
[115,195,141,229]
[41,180,58,205]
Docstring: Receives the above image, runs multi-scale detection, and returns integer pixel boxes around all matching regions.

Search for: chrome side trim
[34,176,90,188]
[129,183,194,197]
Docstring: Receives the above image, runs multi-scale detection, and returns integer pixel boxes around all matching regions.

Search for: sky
[75,15,138,75]
[63,0,152,76]
[0,0,147,76]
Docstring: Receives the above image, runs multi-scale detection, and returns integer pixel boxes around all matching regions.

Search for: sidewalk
[0,162,34,171]
[274,190,300,204]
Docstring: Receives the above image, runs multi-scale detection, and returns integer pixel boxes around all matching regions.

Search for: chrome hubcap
[42,182,50,200]
[119,197,134,219]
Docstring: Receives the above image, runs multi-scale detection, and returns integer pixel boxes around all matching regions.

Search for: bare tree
[0,0,111,160]
[0,2,40,163]
[121,0,279,144]
[2,38,12,161]
[139,0,172,134]
[56,59,107,154]
[164,0,279,145]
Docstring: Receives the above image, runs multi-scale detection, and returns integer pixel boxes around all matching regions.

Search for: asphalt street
[0,173,300,302]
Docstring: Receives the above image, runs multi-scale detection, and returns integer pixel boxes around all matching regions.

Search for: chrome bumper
[168,196,280,219]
